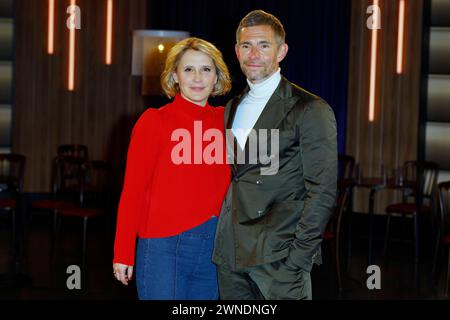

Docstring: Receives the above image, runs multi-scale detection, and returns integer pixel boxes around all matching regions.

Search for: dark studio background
[3,0,450,301]
[147,0,351,156]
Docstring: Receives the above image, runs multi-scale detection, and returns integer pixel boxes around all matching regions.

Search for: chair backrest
[402,161,440,199]
[326,181,351,236]
[338,155,355,181]
[80,160,113,209]
[0,153,26,193]
[57,144,89,161]
[437,181,450,235]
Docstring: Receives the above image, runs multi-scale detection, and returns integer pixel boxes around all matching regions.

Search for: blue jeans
[135,216,218,300]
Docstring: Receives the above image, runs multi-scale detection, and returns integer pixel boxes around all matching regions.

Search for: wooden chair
[56,160,113,283]
[0,153,26,254]
[30,156,84,255]
[431,181,450,297]
[322,180,351,292]
[0,154,33,288]
[337,155,355,274]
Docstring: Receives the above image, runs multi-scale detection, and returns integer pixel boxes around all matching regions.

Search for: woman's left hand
[113,263,134,286]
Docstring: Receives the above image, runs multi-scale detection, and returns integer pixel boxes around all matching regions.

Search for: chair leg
[383,212,392,263]
[345,194,353,275]
[413,213,419,288]
[82,217,88,291]
[446,247,450,298]
[11,209,16,256]
[51,212,61,264]
[82,217,87,271]
[328,239,337,290]
[51,210,58,257]
[336,232,342,292]
[28,206,33,225]
[346,216,352,274]
[431,230,441,286]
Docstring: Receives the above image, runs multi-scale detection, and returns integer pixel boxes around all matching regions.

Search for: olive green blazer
[212,77,337,273]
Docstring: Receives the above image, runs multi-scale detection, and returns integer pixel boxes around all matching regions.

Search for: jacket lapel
[225,87,249,176]
[226,77,300,177]
[225,87,249,130]
[252,78,295,132]
[236,77,298,177]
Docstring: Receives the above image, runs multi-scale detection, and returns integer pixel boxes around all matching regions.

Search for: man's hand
[113,263,133,286]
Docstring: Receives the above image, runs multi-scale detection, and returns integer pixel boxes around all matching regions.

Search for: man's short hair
[236,10,286,47]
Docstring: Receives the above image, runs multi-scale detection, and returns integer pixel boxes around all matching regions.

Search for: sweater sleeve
[113,109,161,266]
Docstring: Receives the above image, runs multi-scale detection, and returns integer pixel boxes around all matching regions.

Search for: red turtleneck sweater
[113,95,231,266]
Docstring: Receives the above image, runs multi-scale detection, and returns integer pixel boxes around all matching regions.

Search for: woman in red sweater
[112,37,231,299]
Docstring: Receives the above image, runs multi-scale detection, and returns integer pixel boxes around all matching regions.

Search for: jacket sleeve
[113,109,160,266]
[285,99,337,272]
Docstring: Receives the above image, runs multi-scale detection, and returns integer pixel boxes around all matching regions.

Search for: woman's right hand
[113,263,134,286]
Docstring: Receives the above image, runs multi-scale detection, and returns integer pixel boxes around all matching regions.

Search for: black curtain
[148,0,351,154]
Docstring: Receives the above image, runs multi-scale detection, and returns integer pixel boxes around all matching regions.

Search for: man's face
[235,25,288,84]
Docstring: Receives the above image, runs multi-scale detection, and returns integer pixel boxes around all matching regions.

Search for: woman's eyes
[183,67,213,72]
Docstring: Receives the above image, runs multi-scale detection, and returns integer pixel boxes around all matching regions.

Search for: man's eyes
[240,44,271,50]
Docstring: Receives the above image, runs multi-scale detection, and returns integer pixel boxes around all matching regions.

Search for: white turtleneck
[232,68,282,149]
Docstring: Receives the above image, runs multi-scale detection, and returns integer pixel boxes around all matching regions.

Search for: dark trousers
[217,259,312,300]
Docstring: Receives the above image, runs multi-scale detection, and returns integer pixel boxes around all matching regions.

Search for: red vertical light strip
[106,0,113,65]
[48,0,55,54]
[68,0,76,91]
[396,0,406,74]
[369,0,379,122]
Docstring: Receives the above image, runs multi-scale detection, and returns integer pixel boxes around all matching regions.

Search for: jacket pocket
[263,200,305,259]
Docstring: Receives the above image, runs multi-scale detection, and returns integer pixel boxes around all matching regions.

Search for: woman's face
[173,49,218,106]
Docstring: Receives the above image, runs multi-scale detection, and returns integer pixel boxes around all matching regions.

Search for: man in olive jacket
[212,10,337,300]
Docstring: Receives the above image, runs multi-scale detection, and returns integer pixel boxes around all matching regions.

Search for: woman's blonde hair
[161,37,231,98]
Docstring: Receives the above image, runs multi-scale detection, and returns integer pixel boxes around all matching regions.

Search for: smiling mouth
[190,87,205,91]
[246,64,262,68]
